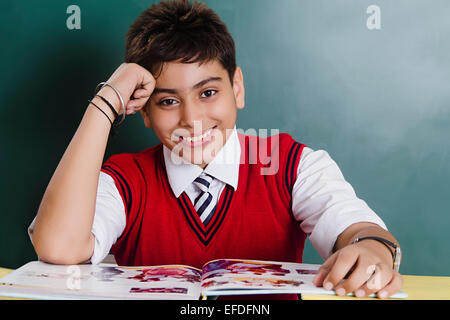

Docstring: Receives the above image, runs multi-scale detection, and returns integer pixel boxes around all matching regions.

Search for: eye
[200,89,217,98]
[158,98,178,106]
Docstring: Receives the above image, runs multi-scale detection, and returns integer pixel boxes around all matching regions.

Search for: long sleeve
[291,147,387,259]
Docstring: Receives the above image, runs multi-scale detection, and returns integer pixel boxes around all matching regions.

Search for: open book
[0,259,407,300]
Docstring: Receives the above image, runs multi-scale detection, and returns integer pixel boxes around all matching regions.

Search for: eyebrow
[151,76,223,96]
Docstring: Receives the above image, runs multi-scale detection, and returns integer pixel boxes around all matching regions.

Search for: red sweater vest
[101,133,306,269]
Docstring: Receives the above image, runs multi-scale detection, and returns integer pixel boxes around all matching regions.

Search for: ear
[232,66,245,110]
[140,107,152,128]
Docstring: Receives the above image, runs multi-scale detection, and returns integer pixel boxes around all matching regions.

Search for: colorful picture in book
[202,277,303,289]
[201,279,228,288]
[127,266,201,283]
[91,267,124,282]
[295,269,318,275]
[130,287,188,294]
[203,260,290,278]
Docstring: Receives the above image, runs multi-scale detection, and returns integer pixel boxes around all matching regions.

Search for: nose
[178,98,204,128]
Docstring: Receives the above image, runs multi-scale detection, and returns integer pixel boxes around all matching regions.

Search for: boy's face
[140,59,245,168]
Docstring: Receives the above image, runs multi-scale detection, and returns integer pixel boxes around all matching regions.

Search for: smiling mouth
[177,125,217,147]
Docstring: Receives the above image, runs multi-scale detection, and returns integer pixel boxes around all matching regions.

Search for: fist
[102,62,156,115]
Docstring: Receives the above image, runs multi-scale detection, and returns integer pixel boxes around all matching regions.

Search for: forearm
[32,63,155,264]
[32,88,119,263]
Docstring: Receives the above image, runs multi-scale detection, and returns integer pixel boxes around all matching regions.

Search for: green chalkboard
[1,0,449,276]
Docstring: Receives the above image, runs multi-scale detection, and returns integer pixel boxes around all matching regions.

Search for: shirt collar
[163,126,241,198]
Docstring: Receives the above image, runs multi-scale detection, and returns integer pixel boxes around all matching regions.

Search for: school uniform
[28,127,387,267]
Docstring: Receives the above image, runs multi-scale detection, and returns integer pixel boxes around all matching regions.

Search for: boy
[28,0,402,299]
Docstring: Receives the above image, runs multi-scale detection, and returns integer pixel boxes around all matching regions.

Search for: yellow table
[302,275,450,300]
[0,268,11,279]
[0,268,26,300]
[1,267,449,300]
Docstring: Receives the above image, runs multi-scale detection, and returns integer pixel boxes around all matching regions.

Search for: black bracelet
[95,94,119,122]
[352,236,396,258]
[352,236,401,272]
[88,99,113,125]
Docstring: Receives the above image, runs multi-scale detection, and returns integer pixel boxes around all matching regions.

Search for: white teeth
[184,128,212,143]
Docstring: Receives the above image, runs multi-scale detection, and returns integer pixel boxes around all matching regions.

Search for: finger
[334,259,379,296]
[135,65,156,93]
[313,253,338,287]
[322,248,359,292]
[376,271,403,299]
[133,88,151,99]
[124,102,137,115]
[126,97,149,114]
[356,263,392,298]
[312,269,328,287]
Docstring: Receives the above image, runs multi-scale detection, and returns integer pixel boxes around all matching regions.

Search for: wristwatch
[352,236,401,272]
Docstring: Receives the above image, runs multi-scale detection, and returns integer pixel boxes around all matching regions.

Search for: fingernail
[313,272,321,284]
[355,289,365,298]
[312,276,318,285]
[378,290,388,299]
[324,282,333,291]
[336,288,346,296]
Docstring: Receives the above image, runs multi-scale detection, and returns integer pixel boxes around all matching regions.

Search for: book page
[0,261,202,300]
[201,259,408,298]
[201,259,321,295]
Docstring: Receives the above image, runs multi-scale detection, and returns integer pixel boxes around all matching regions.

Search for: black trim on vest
[207,187,234,243]
[177,186,234,246]
[102,165,132,214]
[290,143,301,190]
[181,193,206,238]
[177,195,206,245]
[285,142,301,194]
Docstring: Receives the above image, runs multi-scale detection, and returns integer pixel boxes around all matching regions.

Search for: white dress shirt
[28,127,387,264]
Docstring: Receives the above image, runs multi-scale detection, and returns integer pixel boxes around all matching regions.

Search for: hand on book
[312,241,402,299]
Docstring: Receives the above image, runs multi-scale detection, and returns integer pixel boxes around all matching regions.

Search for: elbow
[36,251,88,266]
[32,236,93,265]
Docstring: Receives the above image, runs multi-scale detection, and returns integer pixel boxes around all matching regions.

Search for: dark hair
[125,0,236,83]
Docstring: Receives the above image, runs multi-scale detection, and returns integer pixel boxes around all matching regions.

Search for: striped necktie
[193,172,217,226]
